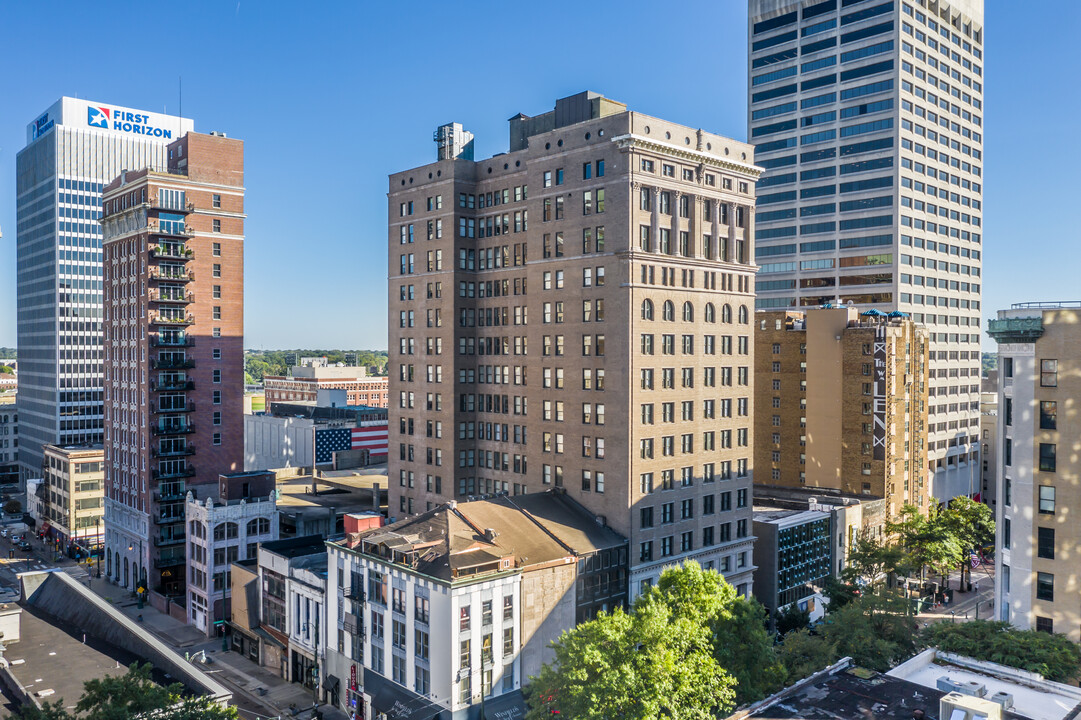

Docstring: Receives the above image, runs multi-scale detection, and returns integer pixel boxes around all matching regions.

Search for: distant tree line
[244,349,388,385]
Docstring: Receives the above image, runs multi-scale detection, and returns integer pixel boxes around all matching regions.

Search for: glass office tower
[747,0,984,501]
[16,98,193,482]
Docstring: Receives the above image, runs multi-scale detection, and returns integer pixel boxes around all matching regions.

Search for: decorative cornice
[610,133,764,178]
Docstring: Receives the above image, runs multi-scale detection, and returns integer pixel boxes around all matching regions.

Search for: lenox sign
[87,106,174,138]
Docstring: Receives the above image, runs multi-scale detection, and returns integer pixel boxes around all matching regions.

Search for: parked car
[18,541,31,551]
[1,529,8,538]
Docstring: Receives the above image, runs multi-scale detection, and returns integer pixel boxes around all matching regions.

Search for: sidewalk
[914,563,997,627]
[71,569,347,719]
[207,649,348,720]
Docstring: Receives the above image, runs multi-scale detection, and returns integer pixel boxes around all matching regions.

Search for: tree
[713,595,787,705]
[776,628,836,682]
[16,663,238,720]
[821,576,862,612]
[922,620,1081,682]
[818,591,917,672]
[775,603,811,636]
[841,530,910,588]
[0,365,14,375]
[889,502,963,588]
[940,496,994,588]
[526,604,735,719]
[527,562,766,719]
[4,499,22,515]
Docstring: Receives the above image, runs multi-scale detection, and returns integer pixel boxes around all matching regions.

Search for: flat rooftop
[889,650,1081,720]
[5,605,171,710]
[735,658,1035,720]
[276,469,386,514]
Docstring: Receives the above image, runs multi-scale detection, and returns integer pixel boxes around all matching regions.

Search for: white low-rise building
[186,478,278,635]
[324,492,627,720]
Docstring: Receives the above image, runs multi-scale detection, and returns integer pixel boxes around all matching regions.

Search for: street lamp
[95,517,101,578]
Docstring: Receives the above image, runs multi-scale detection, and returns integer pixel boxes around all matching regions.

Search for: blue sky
[0,1,1077,351]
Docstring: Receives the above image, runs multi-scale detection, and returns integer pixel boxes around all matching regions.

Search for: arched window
[663,300,675,322]
[682,302,694,322]
[642,299,654,320]
[705,303,716,323]
[738,305,749,324]
[722,304,733,323]
[247,517,271,536]
[214,522,239,541]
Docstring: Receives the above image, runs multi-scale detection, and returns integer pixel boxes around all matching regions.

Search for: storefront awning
[364,668,445,720]
[326,674,341,695]
[467,690,527,720]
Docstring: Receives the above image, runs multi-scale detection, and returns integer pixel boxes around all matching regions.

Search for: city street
[0,529,343,720]
[915,562,997,628]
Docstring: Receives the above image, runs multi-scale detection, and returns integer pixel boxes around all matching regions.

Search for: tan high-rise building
[100,132,245,597]
[754,307,930,518]
[989,303,1081,640]
[388,92,761,594]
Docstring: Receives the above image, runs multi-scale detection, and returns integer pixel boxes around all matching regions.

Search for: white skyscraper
[16,98,193,482]
[747,0,984,503]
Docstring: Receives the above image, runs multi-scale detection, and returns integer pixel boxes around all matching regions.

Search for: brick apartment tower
[100,132,244,597]
[388,92,762,595]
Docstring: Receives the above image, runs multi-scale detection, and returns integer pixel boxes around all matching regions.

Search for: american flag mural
[315,424,389,463]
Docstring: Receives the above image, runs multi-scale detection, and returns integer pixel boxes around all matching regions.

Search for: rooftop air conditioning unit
[936,676,961,694]
[957,681,987,698]
[988,692,1014,710]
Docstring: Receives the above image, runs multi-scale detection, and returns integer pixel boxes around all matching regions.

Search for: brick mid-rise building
[100,131,244,597]
[754,306,930,518]
[388,92,762,595]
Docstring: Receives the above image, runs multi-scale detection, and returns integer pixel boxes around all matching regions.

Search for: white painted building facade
[185,493,278,634]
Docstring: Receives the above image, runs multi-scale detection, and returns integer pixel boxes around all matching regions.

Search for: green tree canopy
[775,602,811,636]
[713,593,787,704]
[17,662,238,720]
[818,591,917,672]
[841,530,911,587]
[922,620,1081,682]
[527,562,790,718]
[776,628,836,681]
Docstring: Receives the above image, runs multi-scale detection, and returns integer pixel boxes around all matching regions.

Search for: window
[213,263,222,278]
[213,242,221,257]
[213,218,221,233]
[1039,443,1056,472]
[1041,359,1058,387]
[1036,572,1054,602]
[1040,401,1057,430]
[1038,527,1055,560]
[1039,485,1056,514]
[212,194,221,208]
[1036,617,1054,634]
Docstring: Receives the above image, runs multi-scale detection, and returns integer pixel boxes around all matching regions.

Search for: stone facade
[388,91,760,595]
